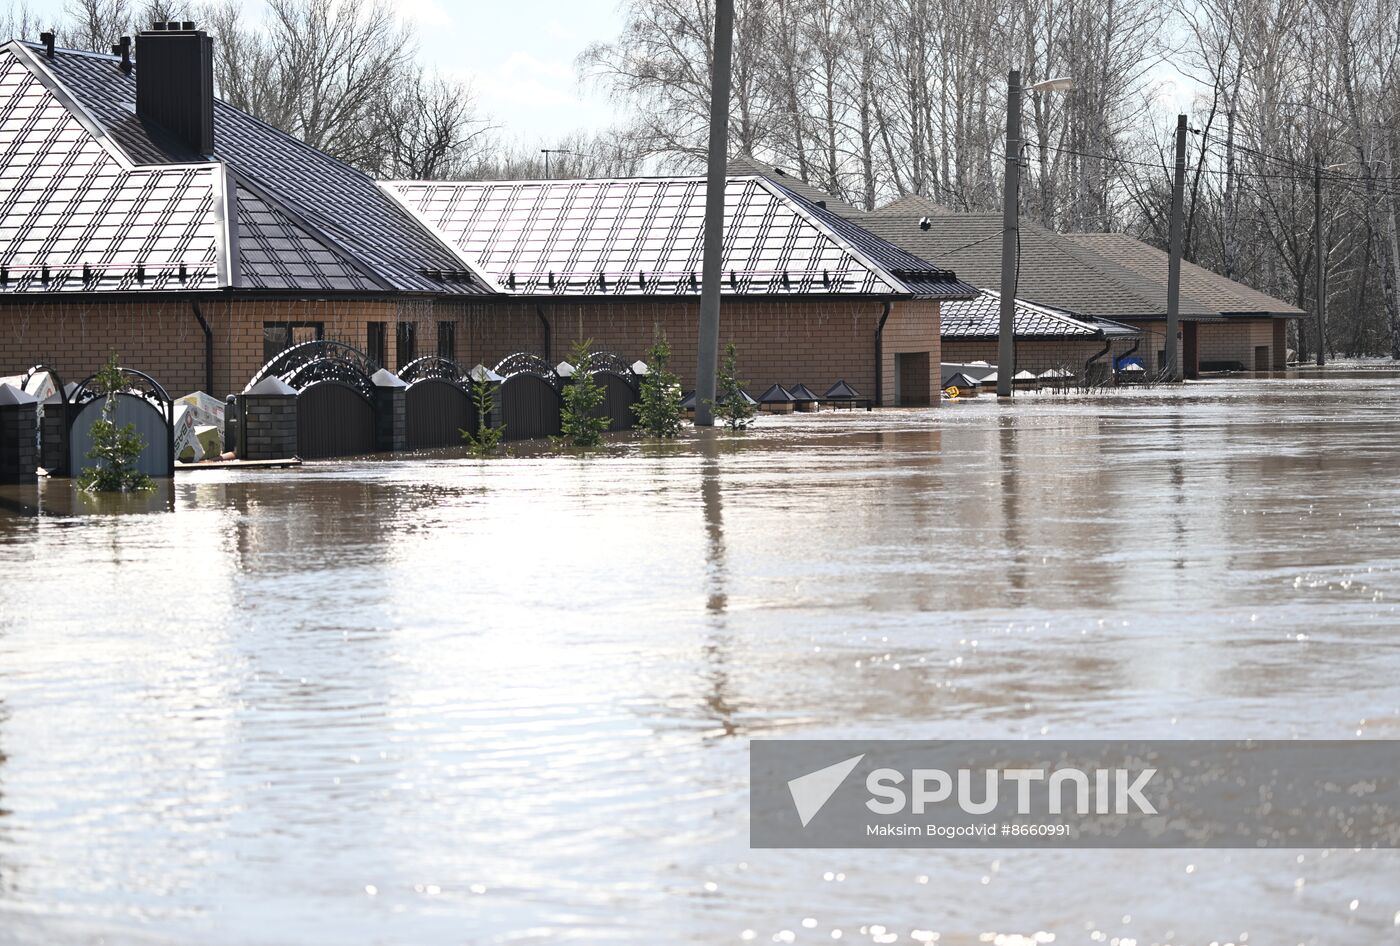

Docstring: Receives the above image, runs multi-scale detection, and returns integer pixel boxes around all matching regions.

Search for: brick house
[941,290,1140,377]
[0,29,495,397]
[0,29,975,408]
[857,196,1303,375]
[384,175,975,405]
[1061,233,1300,372]
[731,162,1304,376]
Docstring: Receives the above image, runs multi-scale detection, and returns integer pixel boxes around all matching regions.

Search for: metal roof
[0,41,492,296]
[1063,232,1305,318]
[383,175,976,299]
[0,46,222,292]
[942,290,1141,340]
[726,155,869,218]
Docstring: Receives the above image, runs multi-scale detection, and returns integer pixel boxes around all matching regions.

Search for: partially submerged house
[1062,233,1302,372]
[860,196,1303,375]
[384,175,976,405]
[730,161,1305,377]
[0,27,496,397]
[0,32,976,408]
[941,290,1140,376]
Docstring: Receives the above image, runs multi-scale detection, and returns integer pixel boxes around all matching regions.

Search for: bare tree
[370,68,496,180]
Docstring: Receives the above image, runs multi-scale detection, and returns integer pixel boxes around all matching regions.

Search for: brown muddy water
[0,372,1398,946]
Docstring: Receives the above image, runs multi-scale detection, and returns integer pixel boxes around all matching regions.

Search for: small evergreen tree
[710,342,757,431]
[78,354,154,493]
[558,338,610,447]
[632,331,683,438]
[461,371,506,456]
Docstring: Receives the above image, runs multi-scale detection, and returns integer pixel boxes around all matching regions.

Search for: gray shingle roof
[858,208,1220,320]
[384,175,975,299]
[942,290,1140,339]
[1,41,492,296]
[1063,232,1304,317]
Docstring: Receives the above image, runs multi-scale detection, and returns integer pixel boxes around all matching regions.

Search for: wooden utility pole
[1315,157,1326,367]
[693,0,734,427]
[1165,114,1187,383]
[997,69,1021,399]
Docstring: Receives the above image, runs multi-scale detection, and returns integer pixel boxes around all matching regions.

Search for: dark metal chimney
[135,23,214,155]
[111,35,131,73]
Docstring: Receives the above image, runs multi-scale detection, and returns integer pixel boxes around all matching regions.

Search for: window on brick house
[437,321,456,361]
[263,321,323,364]
[367,322,387,368]
[395,321,417,369]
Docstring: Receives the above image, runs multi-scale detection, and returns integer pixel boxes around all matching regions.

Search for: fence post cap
[246,377,296,396]
[0,382,37,406]
[371,368,407,389]
[469,364,503,383]
[555,361,576,378]
[630,360,649,375]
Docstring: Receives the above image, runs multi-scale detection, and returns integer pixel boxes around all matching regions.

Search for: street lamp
[997,72,1075,397]
[1028,77,1076,94]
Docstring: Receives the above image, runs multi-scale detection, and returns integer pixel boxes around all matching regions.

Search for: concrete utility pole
[693,0,734,427]
[1314,156,1326,367]
[997,69,1022,398]
[1165,113,1187,383]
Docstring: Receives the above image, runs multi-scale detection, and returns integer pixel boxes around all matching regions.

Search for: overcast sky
[20,0,628,145]
[393,0,626,145]
[19,0,1203,155]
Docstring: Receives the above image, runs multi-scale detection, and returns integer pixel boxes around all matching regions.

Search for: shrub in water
[461,371,506,457]
[559,339,610,448]
[78,354,154,493]
[632,331,683,438]
[710,342,757,431]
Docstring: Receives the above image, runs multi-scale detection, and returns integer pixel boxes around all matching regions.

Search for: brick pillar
[237,377,298,460]
[0,384,39,483]
[39,394,77,476]
[372,369,407,453]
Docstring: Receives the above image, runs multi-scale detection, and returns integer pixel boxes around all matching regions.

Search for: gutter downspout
[1084,335,1112,385]
[191,302,213,394]
[535,303,551,363]
[873,301,892,406]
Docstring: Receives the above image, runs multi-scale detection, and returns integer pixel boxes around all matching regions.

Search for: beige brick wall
[881,300,941,405]
[942,337,1118,377]
[0,295,937,405]
[437,297,939,405]
[0,297,418,397]
[1198,318,1281,370]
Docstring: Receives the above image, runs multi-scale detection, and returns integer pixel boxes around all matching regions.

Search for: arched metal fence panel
[499,373,562,442]
[494,352,559,384]
[406,378,476,449]
[399,356,464,385]
[595,372,638,431]
[297,382,376,459]
[70,392,173,478]
[248,340,378,392]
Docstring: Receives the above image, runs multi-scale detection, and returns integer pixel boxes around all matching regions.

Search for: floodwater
[1,372,1399,946]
